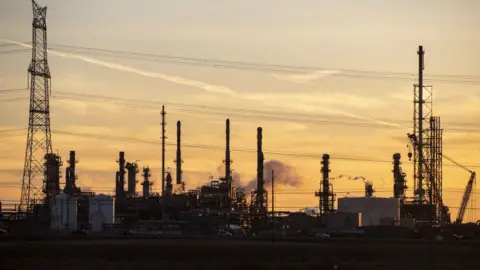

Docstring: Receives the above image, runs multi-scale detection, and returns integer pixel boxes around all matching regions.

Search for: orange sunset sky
[0,0,479,221]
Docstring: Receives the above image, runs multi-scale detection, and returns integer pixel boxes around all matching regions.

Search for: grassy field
[1,238,479,269]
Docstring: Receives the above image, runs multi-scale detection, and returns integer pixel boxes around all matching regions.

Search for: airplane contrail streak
[1,39,398,127]
[1,39,239,97]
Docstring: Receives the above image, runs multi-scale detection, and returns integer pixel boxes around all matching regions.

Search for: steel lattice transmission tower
[19,0,53,211]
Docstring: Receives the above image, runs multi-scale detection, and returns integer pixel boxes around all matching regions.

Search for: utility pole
[418,45,425,204]
[271,169,275,243]
[161,106,167,229]
[161,105,166,197]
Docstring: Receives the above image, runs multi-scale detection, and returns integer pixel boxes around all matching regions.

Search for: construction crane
[443,154,476,224]
[407,133,450,222]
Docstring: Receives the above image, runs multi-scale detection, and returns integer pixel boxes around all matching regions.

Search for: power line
[4,41,480,81]
[0,88,28,94]
[21,129,474,169]
[0,49,30,55]
[2,86,480,130]
[4,91,480,132]
[50,92,480,132]
[42,43,480,84]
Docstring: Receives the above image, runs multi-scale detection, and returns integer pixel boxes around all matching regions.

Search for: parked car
[315,232,331,238]
[217,229,233,237]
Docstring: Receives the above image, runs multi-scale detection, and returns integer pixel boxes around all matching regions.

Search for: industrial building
[1,0,479,243]
[338,197,400,226]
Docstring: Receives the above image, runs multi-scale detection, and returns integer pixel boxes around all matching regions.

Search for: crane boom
[442,154,471,173]
[455,172,476,224]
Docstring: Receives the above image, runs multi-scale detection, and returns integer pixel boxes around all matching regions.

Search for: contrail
[271,70,341,85]
[317,107,400,127]
[1,39,239,97]
[2,39,398,127]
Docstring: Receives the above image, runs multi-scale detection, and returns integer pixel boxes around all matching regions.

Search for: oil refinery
[1,1,479,243]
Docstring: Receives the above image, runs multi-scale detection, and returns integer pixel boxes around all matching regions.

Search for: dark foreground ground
[1,238,479,270]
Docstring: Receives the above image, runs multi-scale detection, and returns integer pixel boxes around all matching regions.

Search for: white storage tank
[51,193,78,231]
[338,197,400,226]
[89,194,115,232]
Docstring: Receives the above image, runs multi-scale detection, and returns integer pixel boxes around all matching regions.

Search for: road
[0,238,479,269]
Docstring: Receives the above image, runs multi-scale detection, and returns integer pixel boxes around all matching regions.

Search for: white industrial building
[51,193,78,231]
[89,194,115,232]
[338,197,400,226]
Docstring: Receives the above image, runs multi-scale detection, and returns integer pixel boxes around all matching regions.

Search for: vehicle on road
[315,232,331,238]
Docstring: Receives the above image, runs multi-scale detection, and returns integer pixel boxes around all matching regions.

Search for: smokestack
[365,181,375,198]
[393,153,407,200]
[69,151,76,175]
[257,127,264,192]
[64,150,77,194]
[225,119,231,181]
[176,121,182,185]
[116,152,126,204]
[321,154,330,214]
[126,162,138,197]
[142,166,151,197]
[165,172,173,196]
[119,152,125,188]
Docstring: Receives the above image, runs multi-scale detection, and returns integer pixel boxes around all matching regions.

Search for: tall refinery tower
[19,0,53,211]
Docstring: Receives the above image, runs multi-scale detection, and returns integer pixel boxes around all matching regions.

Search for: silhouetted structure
[393,153,407,201]
[365,181,374,198]
[407,45,448,223]
[141,167,152,197]
[251,127,267,214]
[43,153,62,210]
[175,121,183,185]
[126,161,139,197]
[64,151,81,195]
[20,0,53,212]
[224,119,233,203]
[115,151,126,207]
[165,172,173,196]
[316,154,335,215]
[161,105,166,196]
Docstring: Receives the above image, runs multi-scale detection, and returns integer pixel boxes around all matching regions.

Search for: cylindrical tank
[50,193,78,231]
[89,194,115,232]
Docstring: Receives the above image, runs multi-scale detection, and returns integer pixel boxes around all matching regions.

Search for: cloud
[271,70,341,84]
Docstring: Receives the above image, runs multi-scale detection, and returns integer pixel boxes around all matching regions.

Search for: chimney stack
[257,127,264,193]
[321,154,330,214]
[225,119,231,181]
[116,152,126,205]
[176,121,182,185]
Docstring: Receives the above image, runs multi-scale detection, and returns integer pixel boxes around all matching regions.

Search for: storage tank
[338,197,400,226]
[50,193,78,231]
[89,194,115,232]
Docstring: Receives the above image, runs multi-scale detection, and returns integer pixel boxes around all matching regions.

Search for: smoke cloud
[215,164,242,186]
[330,174,367,183]
[244,160,302,190]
